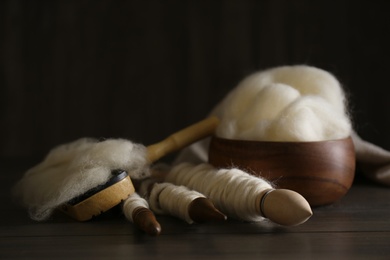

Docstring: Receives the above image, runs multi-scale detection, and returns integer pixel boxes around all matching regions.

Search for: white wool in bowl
[212,65,351,141]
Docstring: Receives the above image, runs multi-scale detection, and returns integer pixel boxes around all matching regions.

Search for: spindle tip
[189,197,227,223]
[260,189,312,226]
[132,207,162,236]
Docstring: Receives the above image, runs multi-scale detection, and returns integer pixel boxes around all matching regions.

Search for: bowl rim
[210,135,353,145]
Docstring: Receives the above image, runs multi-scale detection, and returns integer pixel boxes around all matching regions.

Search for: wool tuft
[213,65,351,142]
[13,138,150,221]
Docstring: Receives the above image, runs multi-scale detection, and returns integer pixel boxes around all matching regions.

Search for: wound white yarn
[166,163,273,222]
[148,182,205,224]
[122,193,150,222]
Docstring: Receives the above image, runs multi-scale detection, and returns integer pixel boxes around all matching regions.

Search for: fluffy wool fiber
[213,65,351,141]
[13,138,149,221]
[174,65,352,164]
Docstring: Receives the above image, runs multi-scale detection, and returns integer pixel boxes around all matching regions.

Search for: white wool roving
[13,138,149,221]
[212,65,351,141]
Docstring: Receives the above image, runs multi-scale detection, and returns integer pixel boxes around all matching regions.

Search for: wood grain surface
[2,159,390,259]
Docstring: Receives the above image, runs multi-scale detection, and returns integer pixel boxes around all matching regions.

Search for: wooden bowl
[208,136,356,206]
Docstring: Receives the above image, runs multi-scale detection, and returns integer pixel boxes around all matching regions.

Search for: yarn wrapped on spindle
[148,183,207,224]
[213,65,351,142]
[166,163,313,226]
[166,163,274,222]
[122,193,162,236]
[122,193,150,223]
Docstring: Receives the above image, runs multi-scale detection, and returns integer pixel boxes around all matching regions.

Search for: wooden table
[1,158,390,259]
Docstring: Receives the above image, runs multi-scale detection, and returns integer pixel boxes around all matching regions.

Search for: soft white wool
[213,65,351,141]
[174,65,352,165]
[13,138,149,221]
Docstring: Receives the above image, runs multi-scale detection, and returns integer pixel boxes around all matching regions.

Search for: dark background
[1,0,389,160]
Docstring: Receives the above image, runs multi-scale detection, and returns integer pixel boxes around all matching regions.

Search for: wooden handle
[146,116,219,163]
[188,197,227,223]
[132,207,162,236]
